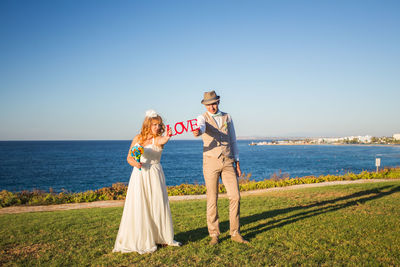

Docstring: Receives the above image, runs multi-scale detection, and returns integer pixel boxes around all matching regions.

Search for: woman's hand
[167,127,173,138]
[132,160,142,169]
[127,156,142,169]
[155,128,173,147]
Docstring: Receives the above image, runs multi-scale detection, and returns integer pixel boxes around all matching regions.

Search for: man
[193,90,249,245]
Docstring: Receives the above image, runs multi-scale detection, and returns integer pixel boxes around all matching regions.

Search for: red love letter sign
[174,121,186,135]
[166,118,198,136]
[189,119,199,131]
[166,124,177,136]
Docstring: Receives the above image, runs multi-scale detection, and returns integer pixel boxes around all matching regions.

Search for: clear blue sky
[1,0,399,140]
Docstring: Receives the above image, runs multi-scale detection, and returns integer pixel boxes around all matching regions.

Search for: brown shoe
[231,234,249,244]
[209,236,219,246]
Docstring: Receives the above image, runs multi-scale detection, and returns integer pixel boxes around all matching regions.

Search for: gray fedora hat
[201,90,220,105]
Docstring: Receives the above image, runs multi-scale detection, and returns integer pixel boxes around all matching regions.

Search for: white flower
[145,109,158,118]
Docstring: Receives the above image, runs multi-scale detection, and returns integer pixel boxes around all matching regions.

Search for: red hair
[138,115,165,145]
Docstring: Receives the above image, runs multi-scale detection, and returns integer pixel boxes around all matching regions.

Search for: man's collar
[208,111,222,117]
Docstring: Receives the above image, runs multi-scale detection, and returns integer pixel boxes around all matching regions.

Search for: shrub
[0,190,20,207]
[1,167,399,208]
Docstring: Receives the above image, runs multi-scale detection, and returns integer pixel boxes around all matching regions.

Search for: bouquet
[130,145,144,170]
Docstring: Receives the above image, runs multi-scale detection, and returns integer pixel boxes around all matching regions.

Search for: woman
[113,110,181,254]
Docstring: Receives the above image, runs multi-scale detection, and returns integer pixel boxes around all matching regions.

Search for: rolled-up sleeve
[196,115,206,135]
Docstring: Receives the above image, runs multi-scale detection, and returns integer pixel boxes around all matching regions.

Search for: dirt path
[1,179,398,215]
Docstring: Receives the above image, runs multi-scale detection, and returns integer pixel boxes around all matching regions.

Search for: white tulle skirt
[113,163,180,254]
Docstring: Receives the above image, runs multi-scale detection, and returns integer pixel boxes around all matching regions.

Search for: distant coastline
[248,142,400,147]
[246,134,400,146]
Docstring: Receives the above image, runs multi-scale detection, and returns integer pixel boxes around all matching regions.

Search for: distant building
[316,135,372,144]
[393,133,400,140]
[358,135,372,143]
[342,135,372,143]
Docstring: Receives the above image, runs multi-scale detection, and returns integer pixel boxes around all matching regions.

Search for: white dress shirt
[196,111,240,161]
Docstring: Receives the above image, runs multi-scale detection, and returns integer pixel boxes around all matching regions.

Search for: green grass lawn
[1,181,400,266]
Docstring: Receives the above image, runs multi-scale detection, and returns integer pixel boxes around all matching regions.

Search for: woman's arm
[127,135,142,169]
[155,127,173,147]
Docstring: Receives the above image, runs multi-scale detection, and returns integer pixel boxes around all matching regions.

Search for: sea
[1,140,400,193]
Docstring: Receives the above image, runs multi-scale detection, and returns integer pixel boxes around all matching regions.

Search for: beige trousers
[203,155,240,237]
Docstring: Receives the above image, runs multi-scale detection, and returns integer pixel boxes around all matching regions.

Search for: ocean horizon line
[0,138,280,142]
[0,136,346,142]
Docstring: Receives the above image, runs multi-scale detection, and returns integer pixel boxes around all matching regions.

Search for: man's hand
[235,161,242,177]
[193,129,200,137]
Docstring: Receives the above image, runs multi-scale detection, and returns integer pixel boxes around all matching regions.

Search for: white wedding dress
[113,139,180,254]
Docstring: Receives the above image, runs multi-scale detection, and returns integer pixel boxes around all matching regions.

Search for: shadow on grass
[175,185,400,243]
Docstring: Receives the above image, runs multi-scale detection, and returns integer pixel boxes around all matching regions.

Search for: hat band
[204,96,218,101]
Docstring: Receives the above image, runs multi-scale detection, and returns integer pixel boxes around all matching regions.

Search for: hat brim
[201,96,220,105]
